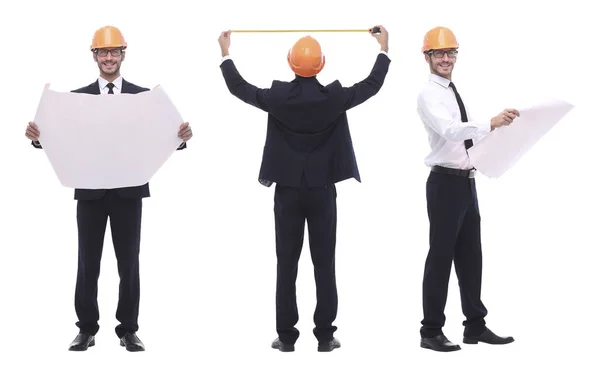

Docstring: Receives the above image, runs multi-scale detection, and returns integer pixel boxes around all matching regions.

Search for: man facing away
[24,25,193,352]
[217,26,391,352]
[417,26,519,352]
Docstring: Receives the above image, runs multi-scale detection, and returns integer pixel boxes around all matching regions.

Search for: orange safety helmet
[90,26,127,50]
[287,36,325,77]
[422,26,458,52]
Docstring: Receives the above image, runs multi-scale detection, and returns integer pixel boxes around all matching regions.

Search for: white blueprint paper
[34,85,183,189]
[467,99,574,178]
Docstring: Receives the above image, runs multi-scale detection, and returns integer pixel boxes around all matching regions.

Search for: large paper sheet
[467,99,574,178]
[34,85,183,189]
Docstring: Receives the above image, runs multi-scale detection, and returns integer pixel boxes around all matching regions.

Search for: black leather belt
[431,165,476,178]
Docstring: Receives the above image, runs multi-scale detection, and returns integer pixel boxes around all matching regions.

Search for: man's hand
[371,25,389,53]
[491,109,520,130]
[25,121,40,141]
[218,30,231,57]
[178,122,193,142]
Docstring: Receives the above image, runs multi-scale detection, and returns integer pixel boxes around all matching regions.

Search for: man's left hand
[178,122,192,141]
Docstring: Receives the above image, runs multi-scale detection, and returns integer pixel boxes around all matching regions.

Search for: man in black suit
[218,26,390,352]
[24,25,192,352]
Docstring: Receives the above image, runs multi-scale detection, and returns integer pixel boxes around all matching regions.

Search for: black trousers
[273,181,338,344]
[420,171,488,338]
[74,190,143,338]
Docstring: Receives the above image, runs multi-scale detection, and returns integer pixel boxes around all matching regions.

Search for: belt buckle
[468,169,476,178]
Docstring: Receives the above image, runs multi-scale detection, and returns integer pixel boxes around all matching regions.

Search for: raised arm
[340,25,391,110]
[218,30,272,112]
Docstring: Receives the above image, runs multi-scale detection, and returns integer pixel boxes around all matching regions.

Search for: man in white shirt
[417,26,519,352]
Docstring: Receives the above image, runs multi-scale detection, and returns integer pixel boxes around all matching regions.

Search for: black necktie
[448,82,473,150]
[106,82,115,94]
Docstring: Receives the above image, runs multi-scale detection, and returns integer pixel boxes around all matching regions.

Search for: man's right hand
[26,121,40,141]
[371,25,389,53]
[218,30,231,57]
[491,109,520,130]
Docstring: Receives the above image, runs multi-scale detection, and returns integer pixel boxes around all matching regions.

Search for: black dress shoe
[463,327,514,345]
[318,337,341,352]
[420,334,461,352]
[69,333,95,351]
[119,332,145,352]
[271,337,294,352]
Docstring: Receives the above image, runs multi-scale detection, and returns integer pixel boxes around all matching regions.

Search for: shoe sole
[463,337,515,345]
[271,345,295,352]
[420,341,461,352]
[317,344,340,352]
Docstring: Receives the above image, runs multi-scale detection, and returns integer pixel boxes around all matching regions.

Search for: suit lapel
[121,79,133,94]
[89,80,101,95]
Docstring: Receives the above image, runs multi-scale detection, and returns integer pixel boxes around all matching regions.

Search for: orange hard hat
[422,26,458,52]
[287,36,325,77]
[90,26,127,50]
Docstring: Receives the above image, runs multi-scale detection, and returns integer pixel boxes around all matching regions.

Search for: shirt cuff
[473,119,492,136]
[379,50,388,57]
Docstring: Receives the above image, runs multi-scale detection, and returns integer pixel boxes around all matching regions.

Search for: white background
[0,0,597,375]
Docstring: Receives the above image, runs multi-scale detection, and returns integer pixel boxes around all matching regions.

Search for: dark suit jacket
[220,52,391,188]
[31,78,187,200]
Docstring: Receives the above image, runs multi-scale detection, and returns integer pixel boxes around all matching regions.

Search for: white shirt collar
[98,75,123,91]
[429,73,451,88]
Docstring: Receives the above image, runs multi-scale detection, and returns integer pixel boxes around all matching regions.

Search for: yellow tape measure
[230,27,380,33]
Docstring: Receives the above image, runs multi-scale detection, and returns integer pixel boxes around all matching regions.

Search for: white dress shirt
[98,75,123,94]
[417,73,491,170]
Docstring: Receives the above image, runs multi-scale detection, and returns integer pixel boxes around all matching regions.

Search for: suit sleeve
[219,58,272,112]
[340,52,391,110]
